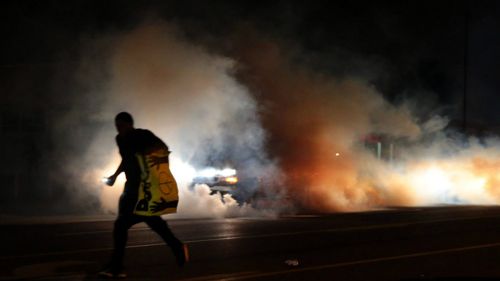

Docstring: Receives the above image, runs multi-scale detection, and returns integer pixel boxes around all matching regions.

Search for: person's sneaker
[183,244,190,263]
[98,267,127,279]
[175,243,190,267]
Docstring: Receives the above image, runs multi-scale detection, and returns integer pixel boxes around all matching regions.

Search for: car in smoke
[189,167,267,204]
[189,166,295,212]
[190,167,241,196]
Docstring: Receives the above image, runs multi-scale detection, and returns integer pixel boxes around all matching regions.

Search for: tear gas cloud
[76,21,280,218]
[232,36,500,211]
[66,20,500,216]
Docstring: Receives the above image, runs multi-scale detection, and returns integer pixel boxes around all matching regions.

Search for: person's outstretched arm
[106,160,124,186]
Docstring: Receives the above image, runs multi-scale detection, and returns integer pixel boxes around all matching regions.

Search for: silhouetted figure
[99,112,188,279]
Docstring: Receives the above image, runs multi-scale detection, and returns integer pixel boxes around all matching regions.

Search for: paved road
[2,206,500,280]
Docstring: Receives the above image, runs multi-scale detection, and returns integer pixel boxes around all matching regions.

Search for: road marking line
[173,271,259,281]
[177,242,500,281]
[3,214,500,260]
[56,226,150,237]
[53,213,500,237]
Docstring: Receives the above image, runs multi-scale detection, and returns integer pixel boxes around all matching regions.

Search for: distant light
[335,153,340,157]
[225,176,238,184]
[221,168,237,177]
[199,167,236,177]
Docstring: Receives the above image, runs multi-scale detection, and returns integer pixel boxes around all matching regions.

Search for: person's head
[115,112,134,135]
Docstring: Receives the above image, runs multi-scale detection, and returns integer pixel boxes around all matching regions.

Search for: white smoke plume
[63,20,500,216]
[72,20,280,218]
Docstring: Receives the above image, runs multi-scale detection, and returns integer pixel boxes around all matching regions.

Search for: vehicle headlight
[224,176,238,184]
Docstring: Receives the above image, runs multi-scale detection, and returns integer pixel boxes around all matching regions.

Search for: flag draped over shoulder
[134,148,179,216]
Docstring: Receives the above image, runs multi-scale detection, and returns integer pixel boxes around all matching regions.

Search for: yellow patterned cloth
[134,148,178,216]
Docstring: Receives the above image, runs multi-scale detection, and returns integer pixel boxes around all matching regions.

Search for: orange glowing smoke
[399,155,500,205]
[233,34,419,211]
[232,31,500,211]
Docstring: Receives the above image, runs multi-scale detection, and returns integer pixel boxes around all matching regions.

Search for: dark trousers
[110,192,183,270]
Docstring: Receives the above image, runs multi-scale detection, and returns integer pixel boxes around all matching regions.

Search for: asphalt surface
[2,206,500,280]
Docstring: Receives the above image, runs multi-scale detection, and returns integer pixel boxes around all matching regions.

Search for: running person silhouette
[99,112,189,279]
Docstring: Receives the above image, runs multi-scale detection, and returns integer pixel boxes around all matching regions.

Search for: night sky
[1,0,500,125]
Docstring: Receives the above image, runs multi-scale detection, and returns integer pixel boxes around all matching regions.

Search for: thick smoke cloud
[231,34,500,211]
[70,20,280,217]
[60,19,500,216]
[232,37,421,211]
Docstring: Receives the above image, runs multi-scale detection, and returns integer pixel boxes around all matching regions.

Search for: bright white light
[170,156,197,184]
[220,168,237,177]
[198,167,236,177]
[409,166,452,204]
[422,168,451,193]
[198,168,218,177]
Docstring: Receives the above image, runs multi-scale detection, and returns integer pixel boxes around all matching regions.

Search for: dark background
[0,0,499,214]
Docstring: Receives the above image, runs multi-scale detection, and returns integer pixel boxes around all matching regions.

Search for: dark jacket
[116,129,167,185]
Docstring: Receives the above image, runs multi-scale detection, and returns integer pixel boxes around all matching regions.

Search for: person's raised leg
[145,216,189,267]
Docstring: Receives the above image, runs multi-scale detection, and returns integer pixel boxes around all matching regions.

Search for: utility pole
[463,0,469,132]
